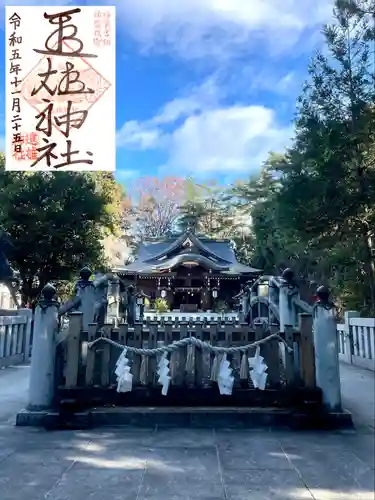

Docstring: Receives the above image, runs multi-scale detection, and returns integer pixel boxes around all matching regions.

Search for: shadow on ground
[0,426,374,500]
[0,362,374,499]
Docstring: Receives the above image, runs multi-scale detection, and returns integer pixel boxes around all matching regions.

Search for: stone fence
[337,312,375,371]
[0,309,33,368]
[22,266,345,420]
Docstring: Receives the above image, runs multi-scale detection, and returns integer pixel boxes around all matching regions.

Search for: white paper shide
[115,348,133,393]
[5,6,115,171]
[157,352,171,396]
[217,353,235,395]
[248,347,268,390]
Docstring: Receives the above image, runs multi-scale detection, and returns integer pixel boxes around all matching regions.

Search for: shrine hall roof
[114,231,261,276]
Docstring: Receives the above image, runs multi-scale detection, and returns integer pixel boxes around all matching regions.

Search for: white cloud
[112,0,333,59]
[117,76,222,149]
[117,121,164,149]
[153,77,220,125]
[117,81,293,178]
[165,105,292,175]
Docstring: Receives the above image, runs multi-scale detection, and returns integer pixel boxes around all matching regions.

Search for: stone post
[106,277,120,325]
[313,285,342,412]
[278,269,298,369]
[343,310,358,364]
[75,267,97,330]
[268,277,279,307]
[279,268,298,333]
[27,283,59,410]
[75,267,110,330]
[242,286,250,324]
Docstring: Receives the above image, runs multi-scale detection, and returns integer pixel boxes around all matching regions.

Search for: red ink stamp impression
[20,44,111,137]
[93,9,112,47]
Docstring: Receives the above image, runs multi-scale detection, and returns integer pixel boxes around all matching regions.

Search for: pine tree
[277,0,375,310]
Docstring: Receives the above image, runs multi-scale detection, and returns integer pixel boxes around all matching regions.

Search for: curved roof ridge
[143,231,230,263]
[151,253,230,272]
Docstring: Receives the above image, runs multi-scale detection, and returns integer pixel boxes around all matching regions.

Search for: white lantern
[212,289,218,298]
[161,289,167,298]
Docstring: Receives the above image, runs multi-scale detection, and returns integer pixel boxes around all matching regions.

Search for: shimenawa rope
[87,332,292,356]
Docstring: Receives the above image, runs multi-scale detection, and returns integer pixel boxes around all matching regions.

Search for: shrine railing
[337,313,375,371]
[0,309,33,368]
[25,268,348,416]
[141,314,239,325]
[53,312,317,407]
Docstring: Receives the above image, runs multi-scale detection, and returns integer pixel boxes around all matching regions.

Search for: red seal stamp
[93,9,112,48]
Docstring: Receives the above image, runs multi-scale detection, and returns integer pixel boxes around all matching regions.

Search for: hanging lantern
[161,289,167,298]
[212,288,218,298]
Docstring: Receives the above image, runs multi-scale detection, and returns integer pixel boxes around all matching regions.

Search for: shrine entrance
[173,288,202,312]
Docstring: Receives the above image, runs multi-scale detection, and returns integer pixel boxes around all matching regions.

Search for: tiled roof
[113,231,261,276]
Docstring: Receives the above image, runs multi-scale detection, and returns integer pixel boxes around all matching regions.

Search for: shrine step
[16,406,353,431]
[55,386,324,408]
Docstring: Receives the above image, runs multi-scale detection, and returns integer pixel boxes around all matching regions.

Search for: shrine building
[113,231,261,312]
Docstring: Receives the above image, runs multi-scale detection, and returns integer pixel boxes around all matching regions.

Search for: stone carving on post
[233,284,250,323]
[243,282,252,324]
[27,283,59,410]
[313,285,342,412]
[125,285,136,326]
[74,267,109,330]
[106,276,120,325]
[279,268,299,332]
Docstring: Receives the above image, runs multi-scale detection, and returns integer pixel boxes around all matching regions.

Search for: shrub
[154,297,169,313]
[214,299,229,313]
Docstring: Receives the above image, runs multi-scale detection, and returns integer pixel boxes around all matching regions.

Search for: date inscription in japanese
[5,6,115,171]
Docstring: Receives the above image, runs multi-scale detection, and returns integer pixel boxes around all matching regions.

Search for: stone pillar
[344,310,358,364]
[107,277,120,325]
[242,292,248,319]
[27,283,59,410]
[75,267,110,330]
[279,268,298,333]
[268,278,279,306]
[313,285,342,412]
[75,267,97,330]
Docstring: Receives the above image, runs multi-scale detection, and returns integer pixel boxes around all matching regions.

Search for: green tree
[274,0,375,311]
[177,178,238,238]
[0,156,123,305]
[230,154,287,271]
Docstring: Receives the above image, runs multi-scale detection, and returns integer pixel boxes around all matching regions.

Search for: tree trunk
[6,281,21,309]
[362,229,375,314]
[20,276,35,308]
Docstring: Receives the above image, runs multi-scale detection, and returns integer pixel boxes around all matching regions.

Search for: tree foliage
[229,0,375,313]
[127,176,186,239]
[0,155,123,305]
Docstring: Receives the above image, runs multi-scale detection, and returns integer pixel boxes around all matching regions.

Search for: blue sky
[0,0,334,186]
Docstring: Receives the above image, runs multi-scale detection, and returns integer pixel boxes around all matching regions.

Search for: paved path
[0,365,29,425]
[339,363,374,432]
[0,362,373,500]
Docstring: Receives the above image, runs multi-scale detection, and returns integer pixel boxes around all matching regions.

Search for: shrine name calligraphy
[31,8,95,169]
